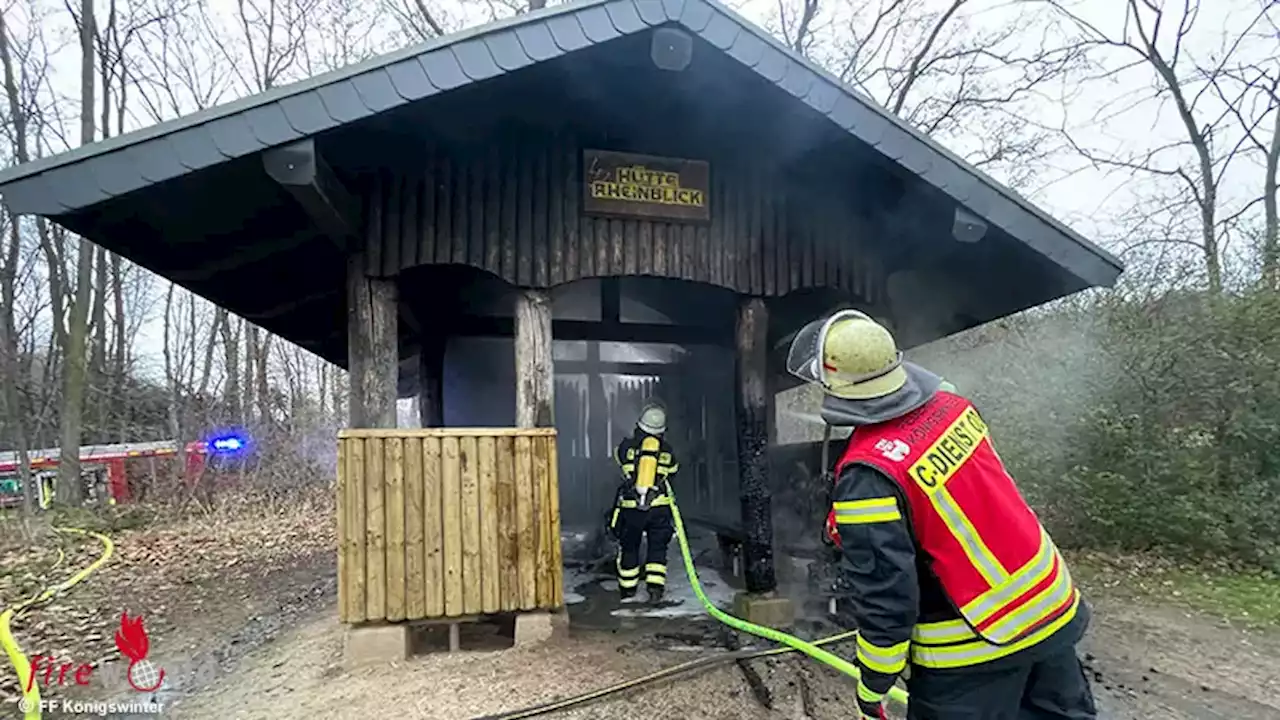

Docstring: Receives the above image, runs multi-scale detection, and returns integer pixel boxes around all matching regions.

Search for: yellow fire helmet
[785,309,908,400]
[637,401,667,435]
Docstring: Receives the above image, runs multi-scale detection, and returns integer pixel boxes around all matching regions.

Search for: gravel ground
[171,615,788,720]
[167,596,1280,720]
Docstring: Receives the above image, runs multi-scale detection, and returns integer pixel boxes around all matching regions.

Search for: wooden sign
[583,149,710,223]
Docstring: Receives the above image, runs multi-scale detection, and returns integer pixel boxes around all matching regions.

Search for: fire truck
[0,434,247,509]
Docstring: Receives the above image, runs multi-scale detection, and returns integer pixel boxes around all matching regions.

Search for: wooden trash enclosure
[337,428,564,624]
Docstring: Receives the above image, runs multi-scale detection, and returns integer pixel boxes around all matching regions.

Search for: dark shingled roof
[0,0,1122,287]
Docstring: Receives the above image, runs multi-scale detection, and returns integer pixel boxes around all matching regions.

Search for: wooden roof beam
[262,138,357,246]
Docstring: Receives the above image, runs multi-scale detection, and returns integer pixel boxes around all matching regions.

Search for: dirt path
[1080,597,1280,720]
[7,510,1278,720]
[167,591,1280,720]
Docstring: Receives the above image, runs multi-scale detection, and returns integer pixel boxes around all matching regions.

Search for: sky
[11,0,1277,378]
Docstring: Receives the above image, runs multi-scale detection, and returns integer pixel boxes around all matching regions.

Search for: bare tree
[44,0,100,505]
[772,0,1091,188]
[298,0,402,73]
[776,0,821,55]
[1208,53,1279,287]
[1044,0,1276,294]
[200,0,320,95]
[0,5,41,513]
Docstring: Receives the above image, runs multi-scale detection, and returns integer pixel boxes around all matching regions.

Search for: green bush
[915,289,1280,570]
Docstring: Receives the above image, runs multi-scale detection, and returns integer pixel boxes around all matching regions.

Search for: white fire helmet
[637,402,667,436]
[785,309,908,400]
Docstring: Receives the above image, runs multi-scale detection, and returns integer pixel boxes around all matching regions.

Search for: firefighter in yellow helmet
[609,401,680,603]
[788,310,1096,720]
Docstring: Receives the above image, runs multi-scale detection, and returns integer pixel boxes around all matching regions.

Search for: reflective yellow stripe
[912,618,975,646]
[906,406,1009,586]
[621,463,636,474]
[618,576,640,588]
[855,636,909,675]
[619,499,638,508]
[982,558,1076,644]
[961,529,1058,626]
[610,509,620,528]
[914,532,1074,647]
[834,497,902,525]
[932,486,1008,586]
[645,563,667,574]
[912,591,1080,668]
[616,557,640,578]
[650,495,671,506]
[856,680,883,704]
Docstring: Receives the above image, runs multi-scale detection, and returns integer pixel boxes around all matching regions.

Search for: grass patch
[1067,549,1280,628]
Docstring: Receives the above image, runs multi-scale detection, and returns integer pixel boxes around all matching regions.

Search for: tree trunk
[58,242,95,505]
[220,313,241,421]
[0,11,37,513]
[54,0,98,505]
[245,325,258,426]
[110,252,127,441]
[256,331,272,425]
[162,284,181,443]
[90,243,108,433]
[1262,107,1280,289]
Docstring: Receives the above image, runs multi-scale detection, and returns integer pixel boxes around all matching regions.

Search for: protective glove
[822,508,840,548]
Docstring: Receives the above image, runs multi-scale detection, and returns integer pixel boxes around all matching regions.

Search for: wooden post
[418,337,444,428]
[515,289,554,428]
[736,297,775,593]
[347,252,398,428]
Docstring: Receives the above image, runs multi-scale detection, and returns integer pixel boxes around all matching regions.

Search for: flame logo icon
[114,612,165,692]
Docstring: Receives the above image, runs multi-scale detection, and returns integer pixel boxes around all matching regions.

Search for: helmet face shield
[785,317,828,386]
[785,309,876,389]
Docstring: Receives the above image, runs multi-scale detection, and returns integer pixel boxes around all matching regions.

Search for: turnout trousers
[906,645,1098,720]
[613,506,675,598]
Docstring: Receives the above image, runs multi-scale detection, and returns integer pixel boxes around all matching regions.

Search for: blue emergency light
[207,432,250,455]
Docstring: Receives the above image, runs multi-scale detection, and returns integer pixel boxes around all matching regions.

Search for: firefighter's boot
[646,583,665,603]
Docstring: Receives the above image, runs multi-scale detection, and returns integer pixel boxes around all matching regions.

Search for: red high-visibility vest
[833,391,1077,646]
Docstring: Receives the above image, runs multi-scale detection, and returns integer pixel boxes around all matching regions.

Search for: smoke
[907,305,1111,513]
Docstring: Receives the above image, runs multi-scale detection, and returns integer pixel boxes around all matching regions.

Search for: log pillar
[418,336,444,428]
[347,252,398,428]
[515,289,554,428]
[736,297,776,593]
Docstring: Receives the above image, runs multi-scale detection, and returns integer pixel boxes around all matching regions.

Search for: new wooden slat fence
[337,428,564,624]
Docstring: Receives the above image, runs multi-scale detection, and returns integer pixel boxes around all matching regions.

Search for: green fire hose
[474,487,908,719]
[667,487,909,707]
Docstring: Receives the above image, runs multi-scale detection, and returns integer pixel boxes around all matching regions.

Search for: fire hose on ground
[474,487,909,719]
[1,526,115,720]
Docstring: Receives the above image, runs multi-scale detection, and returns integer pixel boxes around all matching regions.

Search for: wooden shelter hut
[0,0,1122,642]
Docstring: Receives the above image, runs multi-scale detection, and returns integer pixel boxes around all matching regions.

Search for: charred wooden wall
[359,134,884,303]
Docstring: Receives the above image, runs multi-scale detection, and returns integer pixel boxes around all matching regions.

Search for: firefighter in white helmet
[788,310,1096,720]
[609,401,680,603]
